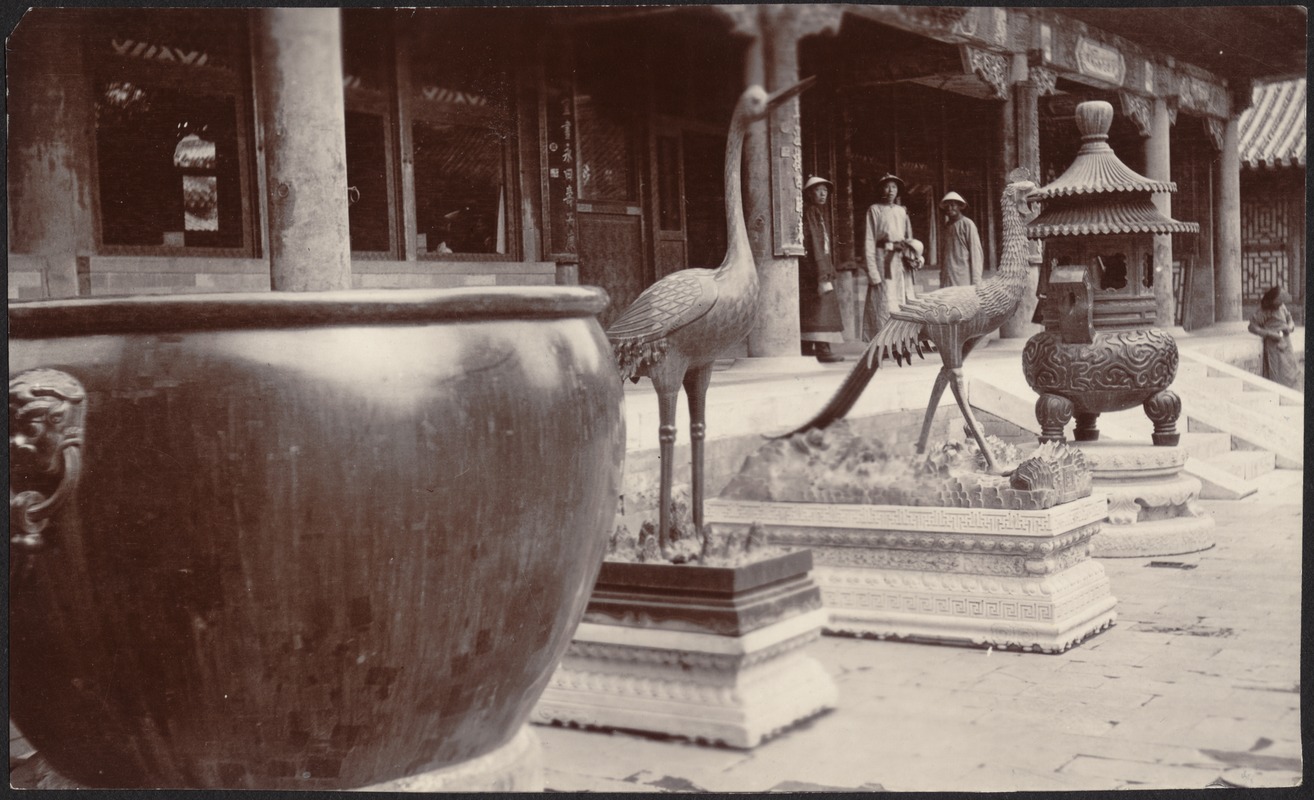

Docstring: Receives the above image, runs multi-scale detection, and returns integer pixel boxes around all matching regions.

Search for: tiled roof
[1029,197,1200,239]
[1239,79,1306,169]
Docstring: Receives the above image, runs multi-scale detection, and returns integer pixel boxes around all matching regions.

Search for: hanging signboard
[1075,37,1126,86]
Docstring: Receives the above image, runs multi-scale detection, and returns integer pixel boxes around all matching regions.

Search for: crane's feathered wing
[607,270,719,381]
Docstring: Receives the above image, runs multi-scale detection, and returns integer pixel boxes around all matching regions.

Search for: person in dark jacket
[799,176,845,363]
[1249,285,1303,389]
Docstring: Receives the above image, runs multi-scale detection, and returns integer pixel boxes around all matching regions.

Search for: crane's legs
[655,382,680,558]
[683,364,714,536]
[914,367,952,454]
[947,367,1009,476]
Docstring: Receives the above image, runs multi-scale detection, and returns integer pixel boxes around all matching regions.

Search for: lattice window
[1241,193,1294,302]
[1243,249,1289,301]
[1243,195,1290,245]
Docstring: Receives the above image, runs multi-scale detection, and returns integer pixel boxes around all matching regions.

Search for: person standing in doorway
[799,176,845,363]
[939,191,983,288]
[1248,286,1303,389]
[863,173,916,338]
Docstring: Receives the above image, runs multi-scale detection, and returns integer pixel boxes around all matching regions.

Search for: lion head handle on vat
[9,368,87,552]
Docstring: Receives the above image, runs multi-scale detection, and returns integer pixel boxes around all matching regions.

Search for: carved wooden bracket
[789,4,845,38]
[720,4,844,39]
[1204,117,1225,152]
[1030,65,1059,97]
[893,6,974,33]
[1176,74,1229,119]
[1118,91,1153,138]
[961,46,1010,100]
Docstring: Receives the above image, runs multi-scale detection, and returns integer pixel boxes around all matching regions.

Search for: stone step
[1186,417,1225,434]
[1176,385,1303,469]
[1178,431,1232,461]
[1208,449,1276,481]
[1273,406,1304,426]
[1187,456,1259,500]
[1196,375,1247,397]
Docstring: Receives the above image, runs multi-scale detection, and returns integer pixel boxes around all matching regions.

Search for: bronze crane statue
[608,78,814,558]
[781,168,1039,475]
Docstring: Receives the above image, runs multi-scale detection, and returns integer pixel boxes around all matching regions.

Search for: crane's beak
[765,75,817,109]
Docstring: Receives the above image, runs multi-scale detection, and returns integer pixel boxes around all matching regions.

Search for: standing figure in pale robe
[863,173,916,338]
[938,190,984,287]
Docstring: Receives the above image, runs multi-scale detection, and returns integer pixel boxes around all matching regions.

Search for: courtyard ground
[537,466,1305,792]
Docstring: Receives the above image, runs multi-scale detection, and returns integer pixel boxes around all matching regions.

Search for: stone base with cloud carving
[705,495,1116,654]
[1075,440,1215,558]
[533,608,837,748]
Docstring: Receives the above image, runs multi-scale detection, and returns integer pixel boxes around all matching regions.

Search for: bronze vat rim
[9,286,611,338]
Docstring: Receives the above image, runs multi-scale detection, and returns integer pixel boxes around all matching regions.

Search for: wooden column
[1214,116,1243,322]
[1187,147,1216,329]
[253,8,352,291]
[746,7,804,357]
[7,10,98,299]
[1145,97,1174,327]
[1000,56,1041,339]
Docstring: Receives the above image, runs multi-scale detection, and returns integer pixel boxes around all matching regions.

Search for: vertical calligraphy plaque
[542,48,578,261]
[769,103,806,257]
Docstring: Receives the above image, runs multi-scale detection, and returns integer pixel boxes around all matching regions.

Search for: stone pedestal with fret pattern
[706,495,1115,653]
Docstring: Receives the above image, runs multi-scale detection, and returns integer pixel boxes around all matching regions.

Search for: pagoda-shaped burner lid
[1029,100,1199,239]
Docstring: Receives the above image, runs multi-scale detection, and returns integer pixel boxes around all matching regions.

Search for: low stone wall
[80,255,272,295]
[7,254,560,299]
[351,260,556,289]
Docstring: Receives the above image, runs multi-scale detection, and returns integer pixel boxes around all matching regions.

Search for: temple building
[8,6,1305,347]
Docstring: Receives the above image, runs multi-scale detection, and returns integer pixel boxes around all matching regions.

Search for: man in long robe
[863,174,916,338]
[939,191,984,287]
[799,176,845,362]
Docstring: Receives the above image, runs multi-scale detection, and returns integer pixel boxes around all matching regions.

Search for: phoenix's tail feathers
[780,318,924,436]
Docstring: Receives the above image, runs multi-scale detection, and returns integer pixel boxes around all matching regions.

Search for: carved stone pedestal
[706,496,1116,654]
[1074,440,1215,558]
[533,552,837,748]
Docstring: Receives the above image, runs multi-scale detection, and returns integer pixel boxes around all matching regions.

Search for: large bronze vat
[8,287,625,789]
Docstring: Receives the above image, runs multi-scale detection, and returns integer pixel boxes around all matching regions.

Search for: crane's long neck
[998,187,1029,284]
[721,113,753,274]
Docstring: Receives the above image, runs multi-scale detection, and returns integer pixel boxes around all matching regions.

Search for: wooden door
[680,129,725,271]
[574,52,647,328]
[648,121,726,279]
[649,123,687,279]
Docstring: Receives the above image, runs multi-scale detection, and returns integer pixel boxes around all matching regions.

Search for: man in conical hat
[939,190,984,287]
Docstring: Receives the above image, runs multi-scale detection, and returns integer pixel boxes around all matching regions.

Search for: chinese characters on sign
[544,53,578,259]
[771,106,806,257]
